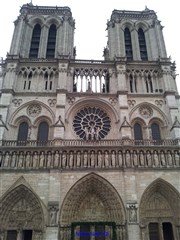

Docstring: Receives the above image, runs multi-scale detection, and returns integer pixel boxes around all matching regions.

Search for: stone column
[131,30,140,60]
[155,22,167,58]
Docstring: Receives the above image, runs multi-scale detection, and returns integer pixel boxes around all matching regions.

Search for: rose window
[73,107,111,140]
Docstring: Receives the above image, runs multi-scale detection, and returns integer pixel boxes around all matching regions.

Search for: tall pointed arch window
[151,123,161,141]
[17,122,29,144]
[124,28,133,60]
[138,28,148,60]
[46,24,57,58]
[37,121,49,144]
[134,123,143,144]
[29,24,41,58]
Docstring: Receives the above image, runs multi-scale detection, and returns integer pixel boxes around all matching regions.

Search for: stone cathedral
[0,3,180,240]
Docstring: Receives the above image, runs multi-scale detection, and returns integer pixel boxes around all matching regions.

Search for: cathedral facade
[0,3,180,240]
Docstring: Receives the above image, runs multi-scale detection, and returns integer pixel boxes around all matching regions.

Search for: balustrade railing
[0,139,179,147]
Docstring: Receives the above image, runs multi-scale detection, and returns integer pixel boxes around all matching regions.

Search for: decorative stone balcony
[0,139,179,170]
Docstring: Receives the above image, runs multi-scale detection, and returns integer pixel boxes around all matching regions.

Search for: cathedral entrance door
[72,222,116,240]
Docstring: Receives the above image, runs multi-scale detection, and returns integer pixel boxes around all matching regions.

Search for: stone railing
[0,146,179,170]
[0,139,179,147]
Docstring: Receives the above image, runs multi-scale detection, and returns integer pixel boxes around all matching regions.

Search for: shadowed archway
[139,178,180,240]
[60,173,126,240]
[0,178,46,240]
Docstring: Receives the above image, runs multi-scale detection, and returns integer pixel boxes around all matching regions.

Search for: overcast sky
[0,0,179,92]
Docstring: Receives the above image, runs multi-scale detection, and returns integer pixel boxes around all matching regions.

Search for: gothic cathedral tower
[0,4,180,240]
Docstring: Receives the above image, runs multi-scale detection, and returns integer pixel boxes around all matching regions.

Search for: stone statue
[174,151,180,166]
[125,151,131,167]
[49,208,57,226]
[62,152,67,168]
[17,230,21,240]
[0,232,4,240]
[133,151,138,167]
[154,151,160,167]
[167,151,173,166]
[47,152,52,168]
[32,152,38,168]
[84,126,89,141]
[83,151,88,167]
[111,151,116,167]
[104,151,109,167]
[129,207,137,222]
[69,151,74,168]
[25,151,31,168]
[118,151,123,167]
[18,152,24,168]
[90,151,95,167]
[97,151,103,167]
[95,127,100,140]
[3,152,10,167]
[146,151,152,167]
[39,152,45,168]
[139,152,145,166]
[76,151,81,167]
[89,123,95,141]
[54,151,59,168]
[11,152,17,168]
[160,151,166,167]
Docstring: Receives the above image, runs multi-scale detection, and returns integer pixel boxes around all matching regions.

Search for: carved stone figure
[69,151,74,168]
[174,151,180,166]
[47,152,52,168]
[129,206,137,222]
[3,152,10,167]
[154,151,160,167]
[0,232,4,240]
[84,126,89,141]
[125,151,131,167]
[39,152,45,168]
[139,152,145,166]
[54,151,59,168]
[76,151,81,167]
[111,151,116,167]
[25,151,31,168]
[133,151,138,167]
[95,127,100,141]
[97,151,103,167]
[104,151,109,167]
[146,151,152,167]
[90,151,95,167]
[167,151,173,166]
[118,151,123,167]
[89,124,95,141]
[160,151,166,166]
[83,151,88,167]
[62,152,67,168]
[11,152,17,168]
[32,152,38,168]
[49,208,57,226]
[18,152,24,168]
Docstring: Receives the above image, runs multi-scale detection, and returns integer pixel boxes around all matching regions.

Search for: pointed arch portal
[139,178,180,240]
[0,183,45,240]
[60,173,126,240]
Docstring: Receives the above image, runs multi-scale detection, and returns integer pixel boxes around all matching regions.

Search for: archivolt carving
[139,178,180,224]
[60,173,126,225]
[0,183,45,230]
